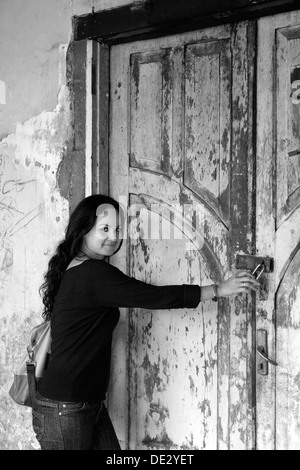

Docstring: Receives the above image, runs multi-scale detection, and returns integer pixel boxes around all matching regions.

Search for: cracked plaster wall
[0,0,131,451]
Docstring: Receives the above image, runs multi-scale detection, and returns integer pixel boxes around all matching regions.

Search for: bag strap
[26,362,37,404]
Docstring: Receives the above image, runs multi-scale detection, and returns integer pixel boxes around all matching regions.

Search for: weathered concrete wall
[0,0,131,451]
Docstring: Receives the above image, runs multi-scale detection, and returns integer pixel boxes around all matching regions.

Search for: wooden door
[256,10,300,450]
[108,22,255,450]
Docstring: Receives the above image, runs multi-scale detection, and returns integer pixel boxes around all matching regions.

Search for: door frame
[73,0,299,45]
[68,0,299,450]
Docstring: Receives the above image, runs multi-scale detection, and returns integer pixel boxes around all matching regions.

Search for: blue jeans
[28,366,121,450]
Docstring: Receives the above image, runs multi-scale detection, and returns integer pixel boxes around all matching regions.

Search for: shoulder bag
[9,321,51,407]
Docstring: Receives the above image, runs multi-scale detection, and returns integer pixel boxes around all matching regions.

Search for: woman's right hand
[218,271,260,297]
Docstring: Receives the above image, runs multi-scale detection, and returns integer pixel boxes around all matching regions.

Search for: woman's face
[82,203,123,259]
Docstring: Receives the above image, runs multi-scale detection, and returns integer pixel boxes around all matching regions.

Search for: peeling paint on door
[109,22,255,450]
[256,10,300,450]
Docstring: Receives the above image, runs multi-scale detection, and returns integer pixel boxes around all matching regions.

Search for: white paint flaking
[290,287,300,327]
[59,44,68,88]
[0,80,6,105]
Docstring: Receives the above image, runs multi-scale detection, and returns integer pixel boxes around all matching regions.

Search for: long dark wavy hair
[39,194,124,321]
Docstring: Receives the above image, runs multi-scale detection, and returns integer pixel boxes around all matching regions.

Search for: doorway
[72,7,300,450]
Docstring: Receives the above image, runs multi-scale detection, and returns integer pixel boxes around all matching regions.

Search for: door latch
[235,254,274,273]
[236,255,274,300]
[257,329,278,375]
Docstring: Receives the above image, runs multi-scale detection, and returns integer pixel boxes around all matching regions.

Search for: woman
[31,194,259,450]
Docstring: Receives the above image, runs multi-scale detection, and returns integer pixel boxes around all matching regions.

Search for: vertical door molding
[90,41,110,196]
[256,15,277,450]
[228,21,256,450]
[69,39,110,200]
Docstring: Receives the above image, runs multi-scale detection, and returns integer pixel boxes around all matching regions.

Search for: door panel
[185,39,231,220]
[128,195,218,450]
[257,10,300,450]
[277,25,300,226]
[109,23,255,450]
[130,50,172,175]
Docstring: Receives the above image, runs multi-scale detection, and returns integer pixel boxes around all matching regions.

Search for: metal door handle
[256,346,278,367]
[257,329,278,375]
[252,263,265,280]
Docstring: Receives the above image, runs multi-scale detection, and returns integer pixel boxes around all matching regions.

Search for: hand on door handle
[256,346,278,367]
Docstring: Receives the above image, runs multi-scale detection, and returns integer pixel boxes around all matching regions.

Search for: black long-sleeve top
[39,259,201,402]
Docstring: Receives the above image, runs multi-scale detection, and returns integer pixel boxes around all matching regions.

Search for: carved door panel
[108,22,255,450]
[256,10,300,450]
